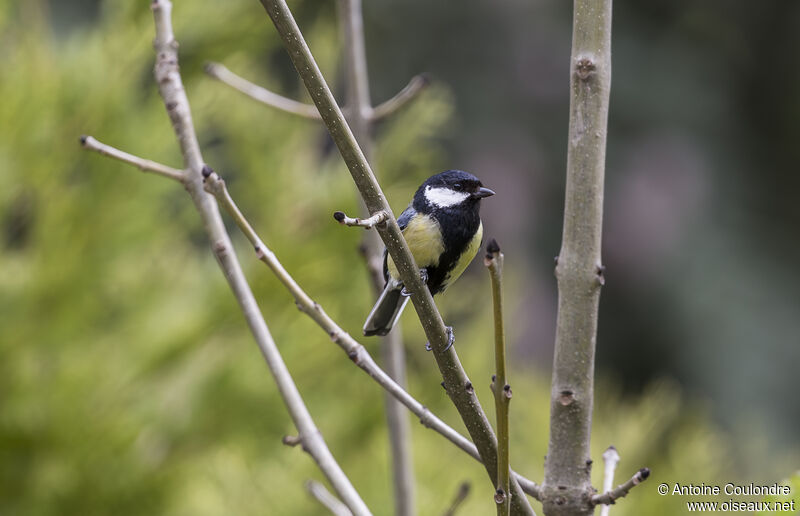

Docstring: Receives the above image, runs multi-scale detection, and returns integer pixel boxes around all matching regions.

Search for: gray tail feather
[363,280,409,336]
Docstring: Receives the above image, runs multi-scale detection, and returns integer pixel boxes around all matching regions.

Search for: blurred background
[1,0,798,514]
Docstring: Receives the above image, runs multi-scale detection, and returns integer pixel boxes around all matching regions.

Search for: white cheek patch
[424,186,470,208]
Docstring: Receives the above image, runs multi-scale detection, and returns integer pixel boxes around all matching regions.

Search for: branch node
[464,381,473,393]
[503,384,512,399]
[595,263,606,286]
[486,238,500,256]
[282,435,302,447]
[575,55,597,80]
[212,240,227,255]
[558,390,575,406]
[494,488,507,505]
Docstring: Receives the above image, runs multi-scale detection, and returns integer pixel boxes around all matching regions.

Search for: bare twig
[333,210,388,229]
[256,2,535,513]
[591,468,650,506]
[371,74,430,121]
[204,62,322,120]
[442,482,471,516]
[80,135,185,182]
[83,3,370,515]
[542,0,613,513]
[598,446,619,516]
[485,239,510,516]
[306,480,354,516]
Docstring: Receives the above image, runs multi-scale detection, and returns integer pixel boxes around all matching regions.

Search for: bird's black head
[414,170,494,213]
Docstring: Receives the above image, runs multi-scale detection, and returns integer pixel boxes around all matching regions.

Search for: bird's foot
[400,269,429,297]
[425,326,455,352]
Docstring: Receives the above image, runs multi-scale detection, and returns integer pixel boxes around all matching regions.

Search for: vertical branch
[147,2,370,515]
[486,240,510,516]
[599,446,619,516]
[542,0,613,514]
[256,1,535,514]
[336,1,415,514]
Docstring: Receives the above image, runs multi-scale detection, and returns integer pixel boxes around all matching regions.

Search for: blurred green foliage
[0,0,793,514]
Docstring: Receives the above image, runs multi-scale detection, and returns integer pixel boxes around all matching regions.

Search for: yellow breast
[386,213,444,280]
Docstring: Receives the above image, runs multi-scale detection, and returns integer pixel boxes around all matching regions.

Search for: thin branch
[442,482,471,516]
[256,2,535,514]
[542,0,613,513]
[200,168,543,502]
[485,239,510,516]
[333,210,387,229]
[84,2,370,514]
[204,61,322,120]
[80,135,185,182]
[598,446,619,516]
[335,0,416,513]
[370,74,430,121]
[591,468,650,506]
[306,480,354,516]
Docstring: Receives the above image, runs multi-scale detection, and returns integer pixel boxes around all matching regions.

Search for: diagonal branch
[84,2,370,514]
[591,468,650,506]
[77,136,544,502]
[200,167,543,501]
[370,74,430,121]
[80,135,185,182]
[204,62,322,120]
[256,2,535,514]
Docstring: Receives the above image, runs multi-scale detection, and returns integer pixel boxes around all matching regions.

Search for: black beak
[472,187,495,199]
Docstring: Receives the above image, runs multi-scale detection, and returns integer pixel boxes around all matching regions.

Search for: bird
[362,169,494,347]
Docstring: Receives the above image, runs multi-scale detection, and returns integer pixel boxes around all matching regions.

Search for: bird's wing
[382,204,416,282]
[396,204,416,231]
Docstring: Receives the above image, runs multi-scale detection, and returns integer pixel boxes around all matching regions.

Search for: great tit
[362,170,495,341]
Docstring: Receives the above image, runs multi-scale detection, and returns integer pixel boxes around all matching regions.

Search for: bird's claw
[425,326,455,352]
[400,269,429,298]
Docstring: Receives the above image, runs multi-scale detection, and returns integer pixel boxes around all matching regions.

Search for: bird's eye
[454,183,462,189]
